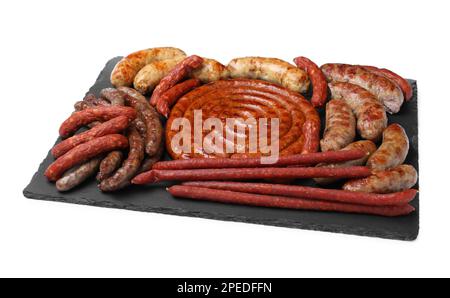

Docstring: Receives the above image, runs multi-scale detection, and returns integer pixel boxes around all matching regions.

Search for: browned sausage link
[56,157,103,192]
[51,116,131,158]
[45,134,129,182]
[132,166,371,185]
[150,55,204,106]
[320,99,356,152]
[314,140,376,185]
[294,56,328,108]
[156,79,201,118]
[152,149,366,170]
[182,181,418,206]
[117,87,163,156]
[96,151,124,182]
[321,63,404,114]
[343,164,418,194]
[329,82,387,141]
[366,124,409,171]
[168,186,415,217]
[59,106,136,138]
[361,65,413,101]
[99,126,145,191]
[100,88,125,106]
[138,143,164,174]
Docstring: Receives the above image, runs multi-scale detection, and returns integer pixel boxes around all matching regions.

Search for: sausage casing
[111,47,186,87]
[99,126,145,191]
[96,151,124,182]
[343,164,418,193]
[321,63,404,114]
[56,157,102,192]
[59,106,136,138]
[367,124,409,171]
[320,99,356,152]
[294,56,328,108]
[189,58,228,83]
[45,134,129,181]
[133,57,184,94]
[118,87,163,156]
[52,116,130,158]
[329,82,387,141]
[227,57,310,93]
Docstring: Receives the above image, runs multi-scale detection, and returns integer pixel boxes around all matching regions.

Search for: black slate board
[23,57,419,241]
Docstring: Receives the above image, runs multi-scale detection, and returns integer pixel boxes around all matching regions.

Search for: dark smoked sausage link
[100,88,126,106]
[150,55,204,106]
[132,166,371,185]
[99,126,145,191]
[294,56,328,108]
[45,134,129,182]
[182,181,418,206]
[152,149,366,170]
[51,116,130,158]
[168,186,415,217]
[117,86,163,156]
[59,106,136,138]
[96,151,124,182]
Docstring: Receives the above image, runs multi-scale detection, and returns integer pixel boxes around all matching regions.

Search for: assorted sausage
[44,47,418,218]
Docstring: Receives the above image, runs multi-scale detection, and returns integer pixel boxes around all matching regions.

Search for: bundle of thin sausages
[45,87,164,192]
[131,150,417,217]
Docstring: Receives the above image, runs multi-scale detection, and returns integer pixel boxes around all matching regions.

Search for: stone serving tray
[23,57,419,240]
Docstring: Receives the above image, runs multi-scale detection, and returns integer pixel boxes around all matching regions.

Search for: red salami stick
[152,149,366,170]
[132,166,371,185]
[182,181,418,206]
[168,186,415,217]
[156,78,201,117]
[150,55,204,106]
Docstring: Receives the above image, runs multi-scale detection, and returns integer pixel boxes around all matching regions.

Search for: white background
[1,0,449,277]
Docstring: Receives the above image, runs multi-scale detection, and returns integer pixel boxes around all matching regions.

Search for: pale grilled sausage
[367,124,409,171]
[329,82,387,141]
[320,99,356,152]
[343,164,418,194]
[111,47,186,87]
[227,57,310,93]
[189,58,228,83]
[133,57,184,94]
[321,63,404,114]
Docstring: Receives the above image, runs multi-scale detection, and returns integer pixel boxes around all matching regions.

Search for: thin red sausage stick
[45,134,129,181]
[150,55,204,106]
[59,106,136,137]
[168,186,415,217]
[132,166,371,185]
[294,56,328,108]
[156,79,201,117]
[51,116,131,158]
[182,181,418,206]
[361,65,413,101]
[152,149,366,170]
